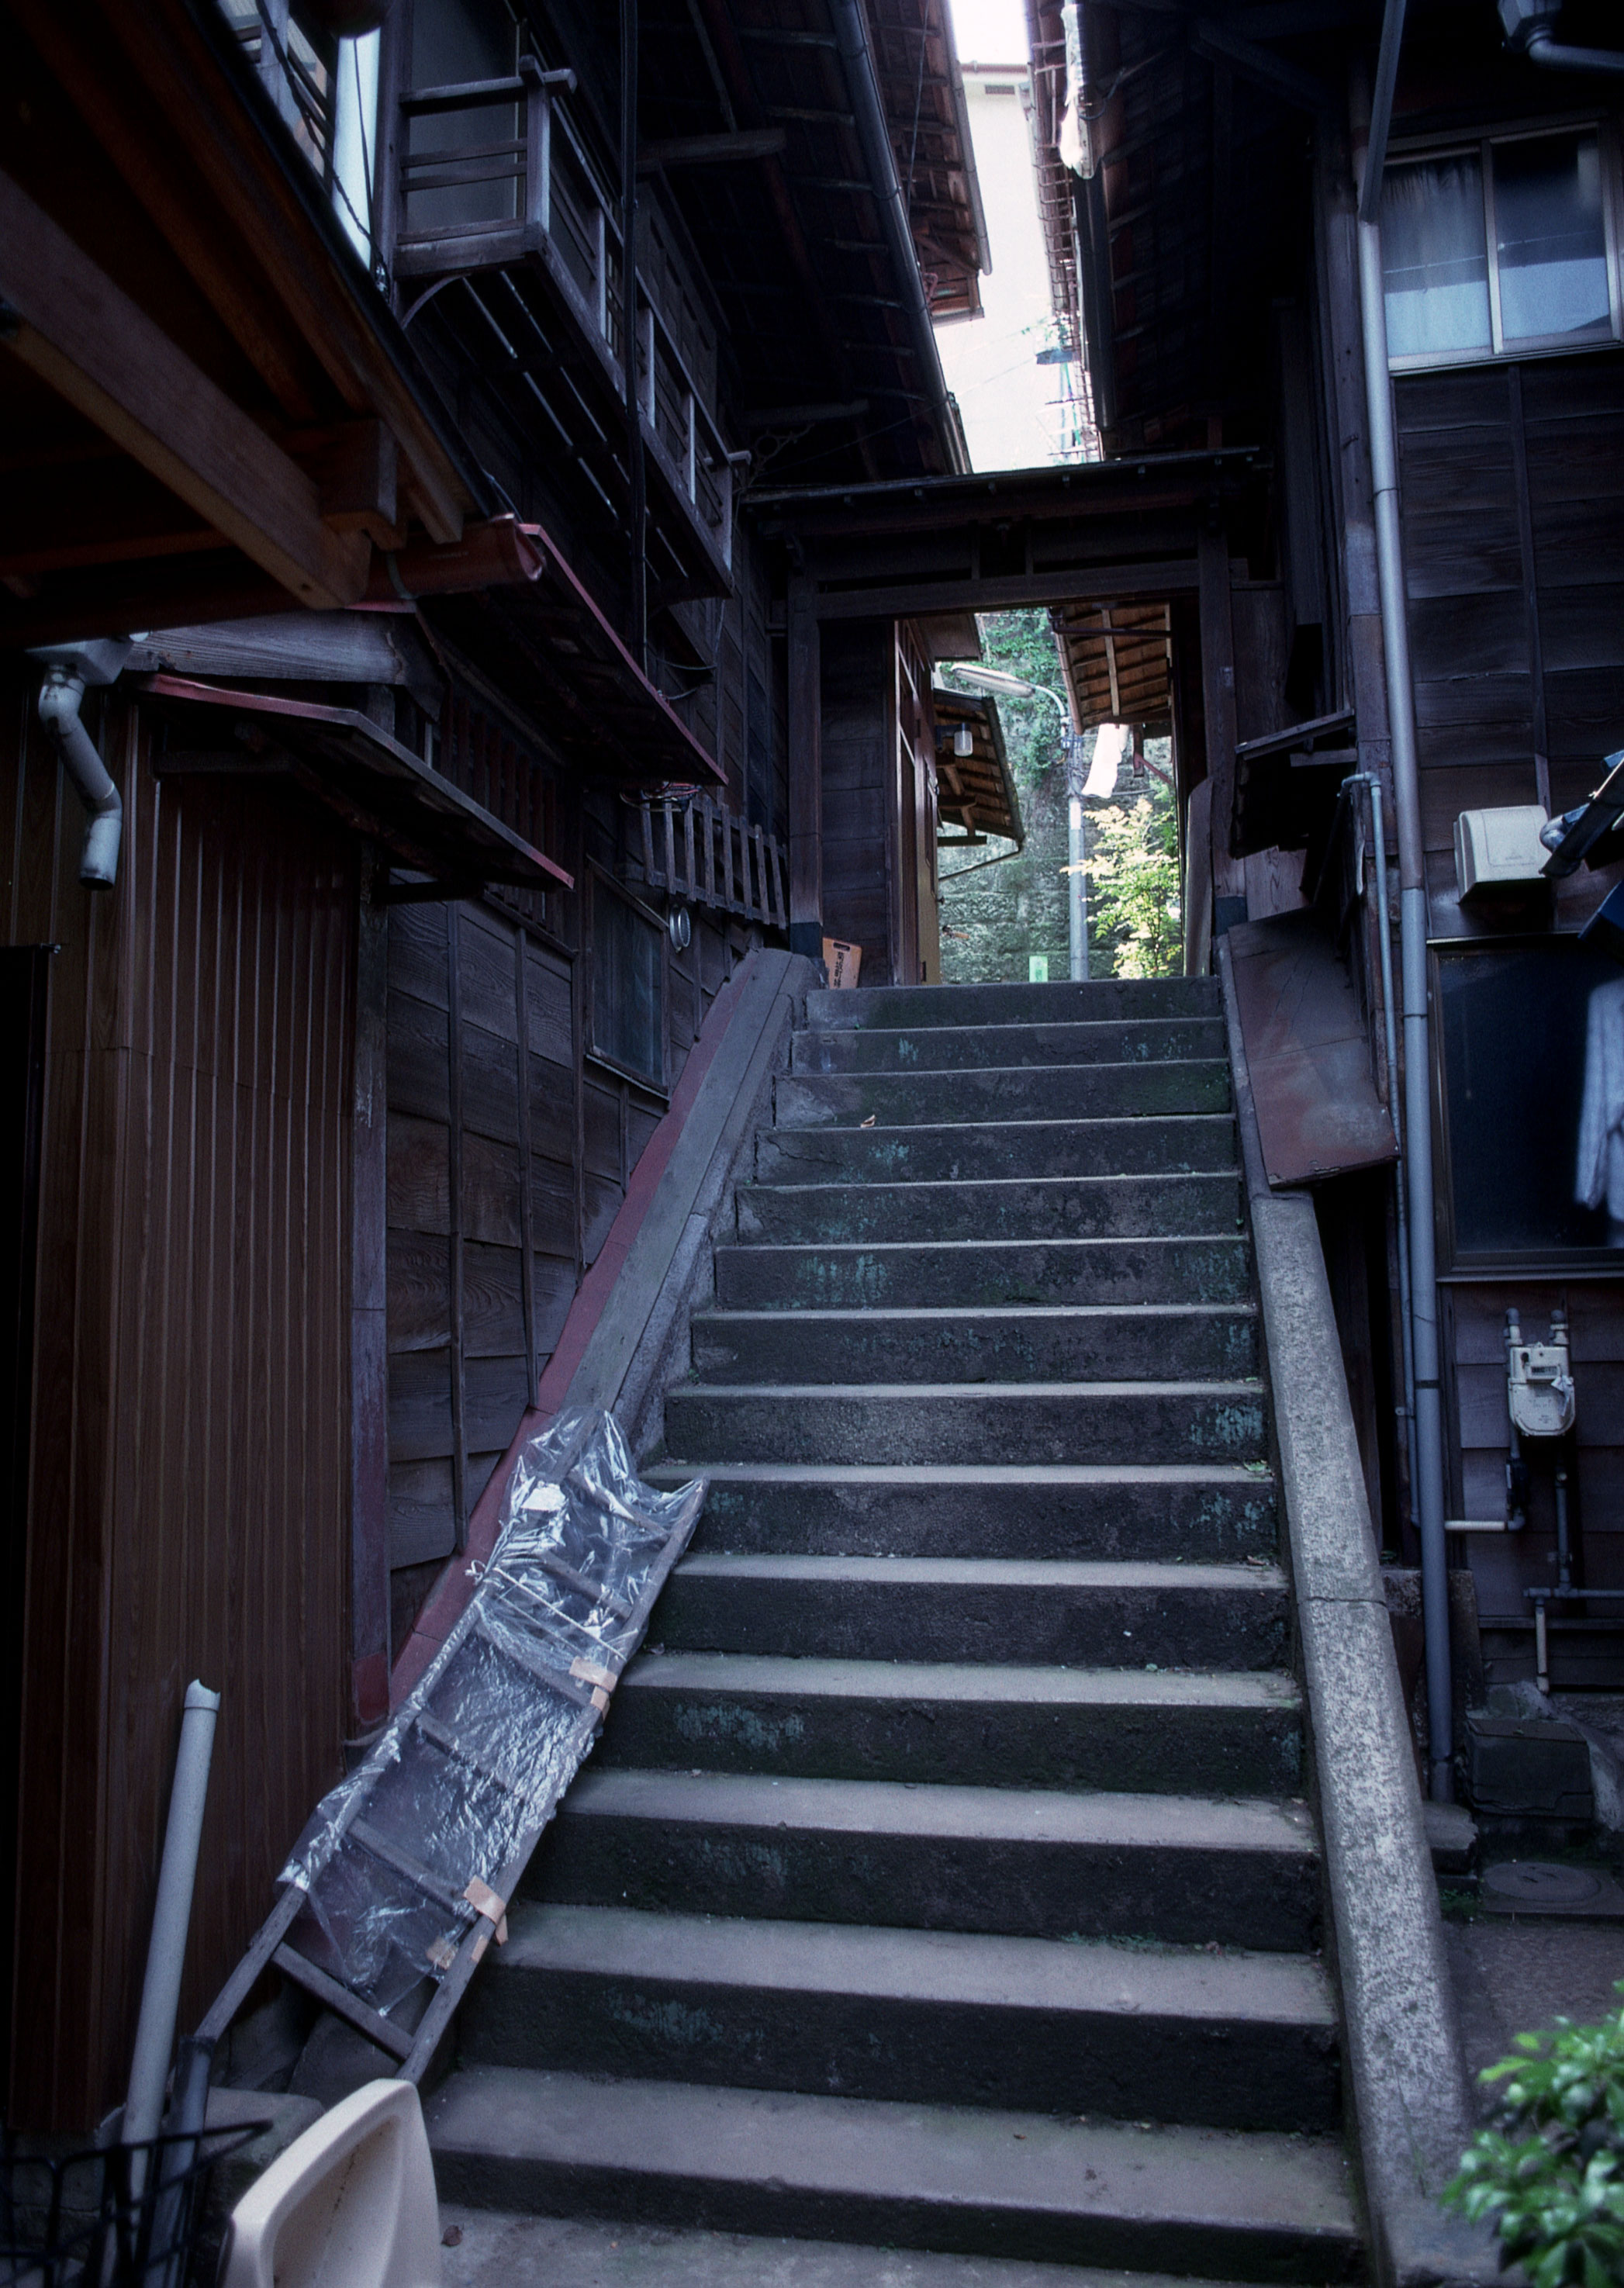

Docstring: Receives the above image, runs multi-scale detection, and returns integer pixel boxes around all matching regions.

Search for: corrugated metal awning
[139,676,573,897]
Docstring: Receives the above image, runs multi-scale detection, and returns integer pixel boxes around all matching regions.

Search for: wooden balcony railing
[637,795,787,931]
[394,60,740,581]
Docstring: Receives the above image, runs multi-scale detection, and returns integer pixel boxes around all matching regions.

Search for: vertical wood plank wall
[0,682,354,2131]
[383,873,749,1651]
[1394,351,1624,914]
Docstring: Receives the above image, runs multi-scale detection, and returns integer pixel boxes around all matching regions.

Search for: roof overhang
[931,690,1024,845]
[140,674,574,898]
[0,0,489,646]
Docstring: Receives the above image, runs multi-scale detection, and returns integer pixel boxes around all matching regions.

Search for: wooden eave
[1052,598,1174,734]
[420,534,727,790]
[868,0,987,322]
[931,690,1024,845]
[639,0,966,483]
[0,0,487,645]
[751,447,1264,537]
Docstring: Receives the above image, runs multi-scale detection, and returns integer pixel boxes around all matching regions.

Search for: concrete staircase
[427,978,1363,2282]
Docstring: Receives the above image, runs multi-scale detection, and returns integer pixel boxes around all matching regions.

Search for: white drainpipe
[1351,108,1454,1801]
[29,637,133,889]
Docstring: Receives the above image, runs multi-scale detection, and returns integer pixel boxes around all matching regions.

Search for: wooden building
[0,0,982,2131]
[1054,0,1624,1715]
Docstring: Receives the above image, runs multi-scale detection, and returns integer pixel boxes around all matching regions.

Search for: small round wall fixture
[668,903,692,952]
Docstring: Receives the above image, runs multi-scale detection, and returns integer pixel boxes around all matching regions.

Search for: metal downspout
[1352,103,1453,1799]
[828,0,972,475]
[1349,774,1420,1509]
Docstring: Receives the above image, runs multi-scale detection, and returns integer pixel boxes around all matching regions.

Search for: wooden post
[446,904,468,1549]
[787,572,823,957]
[1316,121,1393,790]
[514,927,537,1402]
[1198,527,1246,932]
[351,848,390,1729]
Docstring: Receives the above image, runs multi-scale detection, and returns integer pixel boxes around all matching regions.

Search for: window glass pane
[406,0,518,234]
[1382,156,1492,358]
[1436,942,1623,1258]
[593,890,664,1082]
[1494,133,1612,344]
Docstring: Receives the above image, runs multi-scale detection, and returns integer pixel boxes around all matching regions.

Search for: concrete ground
[1444,1913,1624,2110]
[436,2212,1241,2288]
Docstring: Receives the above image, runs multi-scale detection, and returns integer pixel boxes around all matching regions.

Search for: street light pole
[1069,782,1087,982]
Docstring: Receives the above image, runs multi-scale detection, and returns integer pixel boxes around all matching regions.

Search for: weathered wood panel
[1446,1281,1624,1623]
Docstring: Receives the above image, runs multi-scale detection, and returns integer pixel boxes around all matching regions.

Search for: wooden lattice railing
[637,795,787,931]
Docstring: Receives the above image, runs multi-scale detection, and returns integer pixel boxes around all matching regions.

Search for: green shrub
[1443,1982,1624,2286]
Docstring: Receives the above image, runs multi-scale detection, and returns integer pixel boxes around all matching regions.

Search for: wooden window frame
[584,862,669,1097]
[1431,930,1624,1277]
[1384,115,1624,373]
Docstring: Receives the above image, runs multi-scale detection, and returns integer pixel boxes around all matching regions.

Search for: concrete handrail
[1216,939,1498,2288]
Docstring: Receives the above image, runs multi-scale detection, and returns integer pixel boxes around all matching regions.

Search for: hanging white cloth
[1575,975,1624,1219]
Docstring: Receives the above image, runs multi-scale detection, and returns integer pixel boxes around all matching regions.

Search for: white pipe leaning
[37,666,123,888]
[123,1681,223,2178]
[1353,140,1454,1800]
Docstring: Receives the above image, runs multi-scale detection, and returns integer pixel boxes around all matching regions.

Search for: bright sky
[935,0,1075,473]
[949,0,1029,60]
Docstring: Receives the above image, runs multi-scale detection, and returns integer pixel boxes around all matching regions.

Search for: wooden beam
[813,560,1202,622]
[1198,528,1246,911]
[287,420,401,546]
[0,169,370,609]
[640,130,787,169]
[10,0,470,546]
[787,573,824,955]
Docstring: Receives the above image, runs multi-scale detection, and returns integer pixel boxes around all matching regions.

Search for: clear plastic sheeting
[278,1409,707,2015]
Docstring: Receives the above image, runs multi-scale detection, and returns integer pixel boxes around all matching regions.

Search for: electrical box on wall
[1454,806,1551,901]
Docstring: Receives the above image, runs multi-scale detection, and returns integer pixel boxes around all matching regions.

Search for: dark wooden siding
[1,679,354,2131]
[1395,351,1624,897]
[383,869,749,1650]
[1445,1280,1624,1686]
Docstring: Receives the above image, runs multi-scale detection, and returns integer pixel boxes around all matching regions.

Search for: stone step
[461,1906,1340,2131]
[791,1017,1227,1075]
[755,1115,1238,1187]
[661,1382,1267,1468]
[714,1236,1253,1313]
[689,1305,1258,1386]
[735,1173,1243,1246]
[774,1063,1232,1133]
[427,2067,1360,2280]
[804,976,1223,1031]
[524,1770,1321,1950]
[652,1556,1287,1671]
[437,2207,1268,2288]
[646,1461,1278,1562]
[602,1653,1303,1795]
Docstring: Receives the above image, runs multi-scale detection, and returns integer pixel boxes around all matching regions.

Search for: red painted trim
[389,950,760,1704]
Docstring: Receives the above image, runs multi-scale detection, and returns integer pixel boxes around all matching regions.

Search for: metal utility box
[1454,806,1550,901]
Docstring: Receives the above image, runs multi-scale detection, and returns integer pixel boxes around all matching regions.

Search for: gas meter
[1505,1305,1576,1441]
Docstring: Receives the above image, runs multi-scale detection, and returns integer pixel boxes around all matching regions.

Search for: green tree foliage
[1443,1984,1624,2286]
[1084,782,1182,978]
[936,610,1185,984]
